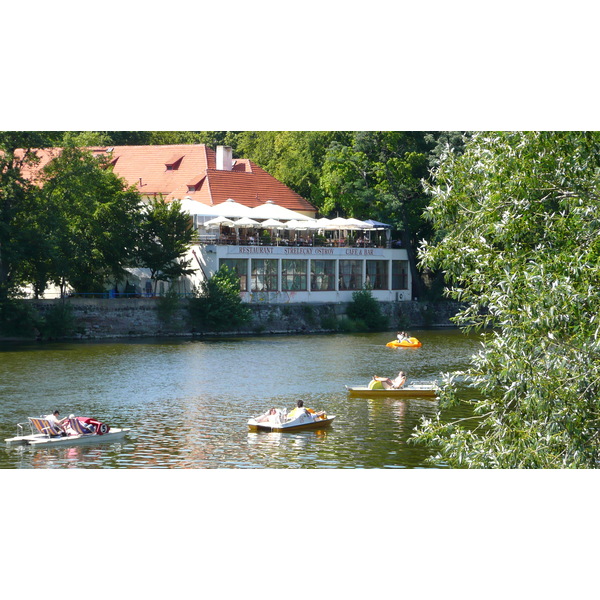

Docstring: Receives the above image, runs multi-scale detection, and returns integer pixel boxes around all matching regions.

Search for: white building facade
[188,243,411,303]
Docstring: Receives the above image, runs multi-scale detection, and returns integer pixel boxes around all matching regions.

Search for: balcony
[193,231,392,249]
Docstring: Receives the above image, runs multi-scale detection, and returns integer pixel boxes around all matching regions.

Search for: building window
[366,260,388,290]
[392,260,409,289]
[251,259,278,292]
[310,260,335,291]
[282,259,308,291]
[220,259,248,291]
[339,260,362,290]
[165,155,184,170]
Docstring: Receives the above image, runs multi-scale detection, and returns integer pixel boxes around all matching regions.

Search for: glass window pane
[219,259,248,291]
[251,259,278,291]
[339,260,362,290]
[392,260,409,290]
[366,260,388,290]
[310,260,335,291]
[282,259,308,291]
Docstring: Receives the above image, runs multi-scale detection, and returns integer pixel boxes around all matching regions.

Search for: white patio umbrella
[321,217,359,245]
[233,217,261,228]
[326,217,357,229]
[305,219,325,230]
[177,198,218,229]
[177,197,210,215]
[261,218,286,229]
[259,218,286,245]
[345,217,374,229]
[249,200,314,221]
[204,215,236,228]
[209,198,254,218]
[285,219,311,230]
[231,216,261,244]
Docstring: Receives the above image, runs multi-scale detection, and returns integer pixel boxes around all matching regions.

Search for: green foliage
[0,298,38,337]
[415,131,600,468]
[38,145,142,294]
[60,132,112,146]
[346,286,388,331]
[156,288,182,329]
[136,197,194,292]
[235,131,351,207]
[319,132,438,297]
[38,301,76,338]
[0,132,59,299]
[187,266,252,331]
[102,131,240,148]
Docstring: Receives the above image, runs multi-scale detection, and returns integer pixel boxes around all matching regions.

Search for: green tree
[136,197,194,294]
[414,131,600,468]
[0,132,59,299]
[235,131,351,208]
[188,266,252,331]
[101,131,240,149]
[39,145,142,294]
[320,132,434,297]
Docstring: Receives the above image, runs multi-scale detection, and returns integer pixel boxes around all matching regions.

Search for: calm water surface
[0,329,479,468]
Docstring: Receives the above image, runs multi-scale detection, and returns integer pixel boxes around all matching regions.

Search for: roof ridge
[90,143,210,150]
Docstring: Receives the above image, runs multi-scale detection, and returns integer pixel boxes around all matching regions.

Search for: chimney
[216,145,233,171]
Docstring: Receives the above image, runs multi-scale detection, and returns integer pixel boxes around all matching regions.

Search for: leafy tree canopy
[38,145,142,293]
[0,132,61,298]
[414,131,600,468]
[188,265,251,331]
[136,197,195,292]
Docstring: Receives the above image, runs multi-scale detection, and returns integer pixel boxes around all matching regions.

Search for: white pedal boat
[5,416,131,448]
[248,408,335,432]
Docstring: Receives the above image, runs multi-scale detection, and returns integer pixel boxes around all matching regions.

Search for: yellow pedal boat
[345,382,438,397]
[386,337,422,348]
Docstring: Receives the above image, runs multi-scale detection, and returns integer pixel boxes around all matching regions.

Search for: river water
[0,329,479,469]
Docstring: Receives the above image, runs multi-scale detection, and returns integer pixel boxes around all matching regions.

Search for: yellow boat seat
[368,379,384,390]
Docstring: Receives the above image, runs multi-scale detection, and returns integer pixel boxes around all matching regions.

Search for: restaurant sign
[229,246,386,257]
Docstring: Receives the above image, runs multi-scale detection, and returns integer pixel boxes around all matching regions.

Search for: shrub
[0,298,38,337]
[38,301,76,338]
[156,288,182,329]
[187,266,252,331]
[346,286,388,330]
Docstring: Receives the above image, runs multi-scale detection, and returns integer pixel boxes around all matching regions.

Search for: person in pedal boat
[287,400,325,420]
[256,408,280,423]
[44,410,68,435]
[371,371,406,390]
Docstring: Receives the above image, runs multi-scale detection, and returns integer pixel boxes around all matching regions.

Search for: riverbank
[4,298,462,341]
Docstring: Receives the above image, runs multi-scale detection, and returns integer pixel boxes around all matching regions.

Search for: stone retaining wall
[23,298,461,340]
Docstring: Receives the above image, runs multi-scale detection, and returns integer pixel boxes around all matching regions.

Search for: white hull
[5,428,131,448]
[248,411,335,432]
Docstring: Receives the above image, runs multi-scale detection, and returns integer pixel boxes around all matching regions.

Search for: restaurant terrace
[177,198,412,305]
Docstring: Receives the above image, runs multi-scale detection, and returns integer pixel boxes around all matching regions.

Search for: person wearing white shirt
[45,410,67,434]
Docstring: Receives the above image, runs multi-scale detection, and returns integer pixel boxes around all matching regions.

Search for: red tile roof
[17,144,317,216]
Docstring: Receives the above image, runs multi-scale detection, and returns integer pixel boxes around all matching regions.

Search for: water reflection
[0,330,479,468]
